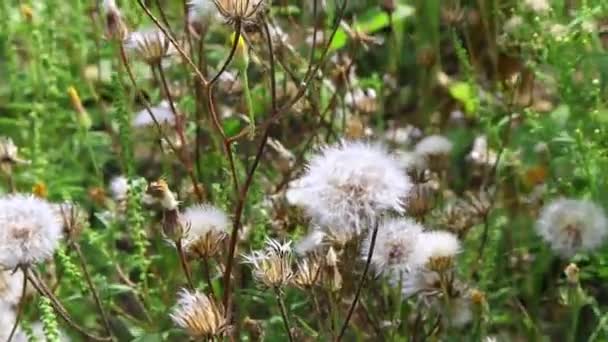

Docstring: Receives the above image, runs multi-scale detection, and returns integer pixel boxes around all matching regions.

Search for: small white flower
[170,289,227,338]
[287,141,412,239]
[109,176,129,201]
[362,218,423,275]
[0,194,63,268]
[132,101,176,128]
[467,135,497,167]
[180,204,230,257]
[535,198,608,257]
[414,135,453,157]
[410,230,461,270]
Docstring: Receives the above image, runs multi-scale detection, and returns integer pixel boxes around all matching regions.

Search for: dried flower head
[132,101,176,128]
[467,135,497,168]
[293,256,322,289]
[212,0,265,26]
[180,204,230,258]
[414,135,453,171]
[535,198,608,257]
[564,263,579,284]
[0,137,27,169]
[147,179,179,210]
[362,218,423,275]
[243,238,293,288]
[124,29,177,65]
[102,0,129,40]
[287,141,412,240]
[411,231,461,272]
[0,194,63,268]
[170,289,228,339]
[323,246,342,291]
[345,88,378,114]
[55,202,88,241]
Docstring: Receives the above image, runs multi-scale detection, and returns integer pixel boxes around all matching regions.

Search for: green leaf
[329,4,414,51]
[448,82,478,114]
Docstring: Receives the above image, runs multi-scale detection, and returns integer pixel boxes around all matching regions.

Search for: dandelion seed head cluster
[287,141,412,239]
[536,198,608,257]
[180,204,230,257]
[363,218,423,274]
[0,194,63,268]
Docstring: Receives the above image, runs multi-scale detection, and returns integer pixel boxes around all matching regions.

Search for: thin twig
[7,267,27,342]
[337,220,380,341]
[176,239,195,290]
[73,242,114,341]
[275,287,295,342]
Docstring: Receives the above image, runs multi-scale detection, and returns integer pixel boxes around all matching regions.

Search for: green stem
[241,67,255,139]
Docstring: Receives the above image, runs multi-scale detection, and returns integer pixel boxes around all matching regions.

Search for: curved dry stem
[209,20,243,86]
[337,220,380,341]
[176,239,195,290]
[73,242,114,341]
[26,268,112,341]
[274,288,295,342]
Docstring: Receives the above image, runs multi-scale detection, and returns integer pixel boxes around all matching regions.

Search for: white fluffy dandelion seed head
[287,141,412,238]
[410,230,461,269]
[180,204,230,255]
[536,198,608,257]
[109,176,129,201]
[0,194,63,268]
[362,218,424,274]
[132,101,175,128]
[414,135,453,157]
[170,289,226,338]
[524,0,550,13]
[0,270,26,306]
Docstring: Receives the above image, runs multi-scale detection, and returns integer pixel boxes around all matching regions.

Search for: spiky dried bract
[362,218,423,275]
[243,238,293,288]
[535,198,608,257]
[410,231,460,272]
[180,204,230,258]
[293,256,322,289]
[212,0,265,26]
[132,101,176,128]
[147,179,179,210]
[0,194,63,268]
[124,29,177,65]
[170,289,227,339]
[0,137,26,167]
[287,141,412,240]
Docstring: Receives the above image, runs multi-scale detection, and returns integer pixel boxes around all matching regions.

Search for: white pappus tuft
[414,135,453,157]
[0,194,63,268]
[180,204,230,257]
[0,270,26,306]
[132,101,176,128]
[535,198,608,257]
[109,176,129,201]
[362,218,424,275]
[188,0,219,24]
[287,141,412,240]
[410,230,461,269]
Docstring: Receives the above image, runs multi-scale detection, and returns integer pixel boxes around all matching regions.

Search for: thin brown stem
[7,267,27,342]
[337,220,380,341]
[274,288,295,342]
[209,21,242,86]
[73,242,114,341]
[26,269,112,341]
[202,256,216,299]
[176,239,195,290]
